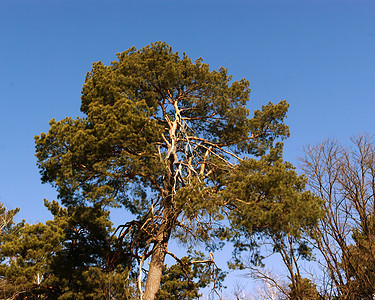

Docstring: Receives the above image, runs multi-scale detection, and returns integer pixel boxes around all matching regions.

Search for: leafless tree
[301,134,375,299]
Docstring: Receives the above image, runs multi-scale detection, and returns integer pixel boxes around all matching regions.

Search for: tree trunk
[143,236,169,300]
[143,105,178,300]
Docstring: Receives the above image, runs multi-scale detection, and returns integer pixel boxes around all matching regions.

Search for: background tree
[0,201,136,299]
[35,42,293,299]
[0,212,64,298]
[301,134,375,299]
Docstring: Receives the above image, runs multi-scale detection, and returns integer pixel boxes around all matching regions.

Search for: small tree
[0,201,136,299]
[35,42,292,299]
[0,218,64,298]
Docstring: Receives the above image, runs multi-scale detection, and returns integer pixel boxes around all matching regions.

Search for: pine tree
[35,42,297,299]
[0,201,136,299]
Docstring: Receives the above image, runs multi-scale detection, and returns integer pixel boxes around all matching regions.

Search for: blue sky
[1,0,375,296]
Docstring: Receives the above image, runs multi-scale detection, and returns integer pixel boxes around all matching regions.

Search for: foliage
[341,235,375,299]
[157,252,226,300]
[225,146,321,241]
[34,42,295,298]
[0,203,220,299]
[0,201,136,299]
[0,214,63,297]
[287,274,320,300]
[223,146,322,299]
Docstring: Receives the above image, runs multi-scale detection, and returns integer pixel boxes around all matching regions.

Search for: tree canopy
[32,42,319,299]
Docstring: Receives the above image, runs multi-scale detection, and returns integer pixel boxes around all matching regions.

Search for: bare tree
[301,134,375,299]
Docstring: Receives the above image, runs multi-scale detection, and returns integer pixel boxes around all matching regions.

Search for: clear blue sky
[1,0,375,296]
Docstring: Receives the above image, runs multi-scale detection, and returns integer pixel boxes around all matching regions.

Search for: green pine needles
[31,42,320,299]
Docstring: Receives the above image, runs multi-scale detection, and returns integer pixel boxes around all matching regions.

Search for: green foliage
[0,202,136,299]
[44,201,122,298]
[227,151,320,235]
[0,216,63,297]
[223,146,322,268]
[33,42,307,297]
[35,41,289,225]
[339,227,375,299]
[288,274,320,300]
[0,205,219,299]
[157,253,225,300]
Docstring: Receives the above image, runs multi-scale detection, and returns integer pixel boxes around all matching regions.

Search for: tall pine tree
[35,42,313,299]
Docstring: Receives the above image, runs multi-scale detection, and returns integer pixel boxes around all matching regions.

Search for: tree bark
[143,232,170,300]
